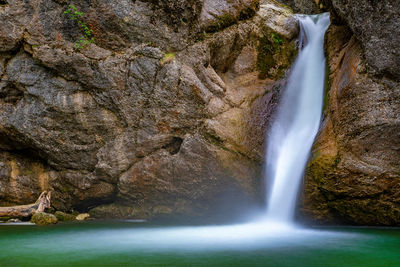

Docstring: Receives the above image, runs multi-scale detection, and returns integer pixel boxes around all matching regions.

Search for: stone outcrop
[276,0,322,14]
[302,1,400,225]
[0,0,298,221]
[54,211,76,221]
[323,0,400,80]
[30,212,58,225]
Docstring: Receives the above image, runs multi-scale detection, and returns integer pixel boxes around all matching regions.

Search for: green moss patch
[257,32,297,79]
[55,211,76,221]
[206,14,237,33]
[305,149,341,204]
[30,212,58,225]
[160,52,175,65]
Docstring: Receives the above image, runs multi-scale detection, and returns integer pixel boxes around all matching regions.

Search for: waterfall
[264,13,330,224]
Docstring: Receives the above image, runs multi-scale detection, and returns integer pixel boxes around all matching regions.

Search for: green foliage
[64,4,95,49]
[195,31,213,42]
[30,212,58,225]
[271,32,283,45]
[256,31,293,79]
[54,211,76,222]
[160,52,175,65]
[257,35,276,79]
[197,31,206,41]
[216,14,236,29]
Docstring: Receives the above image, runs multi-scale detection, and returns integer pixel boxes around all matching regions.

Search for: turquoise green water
[1,221,399,266]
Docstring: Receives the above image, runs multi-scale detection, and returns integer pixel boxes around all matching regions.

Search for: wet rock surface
[0,0,297,220]
[54,211,76,221]
[76,213,90,221]
[30,212,58,225]
[302,17,400,225]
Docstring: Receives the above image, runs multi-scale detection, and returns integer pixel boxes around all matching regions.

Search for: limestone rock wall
[0,0,298,220]
[302,1,400,225]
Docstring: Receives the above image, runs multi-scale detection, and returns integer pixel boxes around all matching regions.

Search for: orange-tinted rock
[302,24,400,225]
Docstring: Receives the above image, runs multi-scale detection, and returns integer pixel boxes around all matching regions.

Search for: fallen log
[0,191,51,218]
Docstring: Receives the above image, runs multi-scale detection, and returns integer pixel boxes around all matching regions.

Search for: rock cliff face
[0,0,298,220]
[302,1,400,225]
[276,0,320,14]
[4,0,397,225]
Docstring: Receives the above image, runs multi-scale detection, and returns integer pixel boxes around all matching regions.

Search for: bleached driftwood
[0,191,51,218]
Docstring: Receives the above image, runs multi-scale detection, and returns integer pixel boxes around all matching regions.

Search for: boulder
[76,213,90,221]
[30,212,58,225]
[54,211,76,222]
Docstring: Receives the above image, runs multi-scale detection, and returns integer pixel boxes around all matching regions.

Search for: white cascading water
[264,13,330,224]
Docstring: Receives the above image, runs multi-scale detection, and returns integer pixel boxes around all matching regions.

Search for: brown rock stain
[9,159,19,192]
[31,163,50,192]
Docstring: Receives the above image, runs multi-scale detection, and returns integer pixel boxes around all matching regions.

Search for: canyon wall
[2,0,398,225]
[302,0,400,225]
[0,0,298,220]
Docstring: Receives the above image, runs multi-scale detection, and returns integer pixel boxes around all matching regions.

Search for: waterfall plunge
[264,13,330,224]
[24,14,336,251]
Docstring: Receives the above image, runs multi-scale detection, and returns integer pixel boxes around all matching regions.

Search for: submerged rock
[6,218,21,223]
[30,212,58,225]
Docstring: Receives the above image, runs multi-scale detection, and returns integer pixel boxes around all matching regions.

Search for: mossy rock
[206,14,237,33]
[257,31,297,79]
[31,212,58,225]
[306,151,341,188]
[55,211,76,222]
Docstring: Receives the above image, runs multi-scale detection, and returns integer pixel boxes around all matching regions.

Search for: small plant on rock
[271,32,283,45]
[64,4,95,49]
[160,53,175,66]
